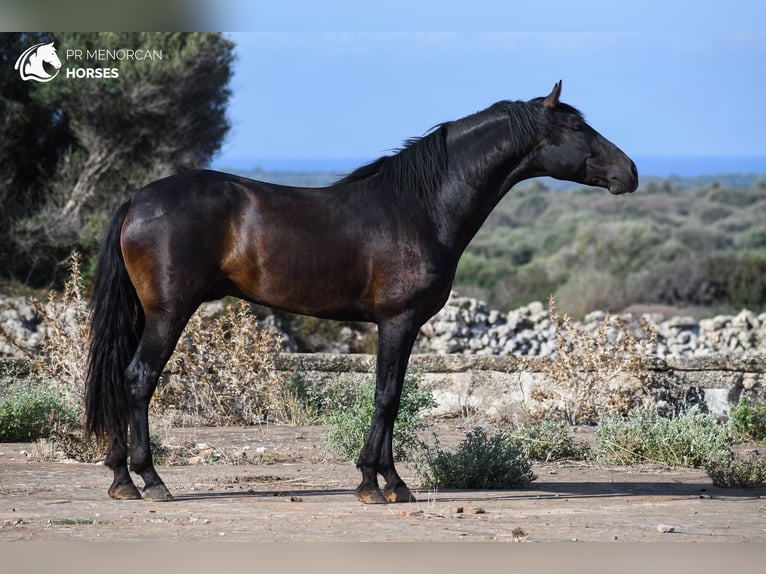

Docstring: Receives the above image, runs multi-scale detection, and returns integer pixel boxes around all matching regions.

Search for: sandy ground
[1,424,764,543]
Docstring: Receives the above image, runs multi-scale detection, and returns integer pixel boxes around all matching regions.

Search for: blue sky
[209,2,766,172]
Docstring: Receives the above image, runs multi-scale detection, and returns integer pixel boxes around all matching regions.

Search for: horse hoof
[142,484,174,502]
[354,485,388,505]
[108,482,142,500]
[383,483,416,503]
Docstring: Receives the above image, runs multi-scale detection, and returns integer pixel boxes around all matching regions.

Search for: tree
[0,32,235,285]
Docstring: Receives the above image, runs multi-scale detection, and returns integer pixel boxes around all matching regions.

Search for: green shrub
[0,377,79,442]
[513,420,591,461]
[322,371,435,462]
[414,426,536,489]
[704,450,766,488]
[595,408,732,467]
[729,396,766,442]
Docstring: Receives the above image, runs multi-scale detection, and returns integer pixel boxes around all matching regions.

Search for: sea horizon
[212,155,766,179]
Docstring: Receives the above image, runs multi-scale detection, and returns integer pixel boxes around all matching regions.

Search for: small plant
[512,420,591,461]
[596,407,732,467]
[322,371,435,462]
[704,450,766,488]
[729,396,766,442]
[527,295,656,425]
[414,426,536,489]
[0,377,79,442]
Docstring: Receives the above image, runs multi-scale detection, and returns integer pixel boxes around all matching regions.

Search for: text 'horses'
[85,82,637,504]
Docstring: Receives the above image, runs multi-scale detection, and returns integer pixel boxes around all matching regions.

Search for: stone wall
[414,293,766,358]
[278,352,766,422]
[4,291,766,358]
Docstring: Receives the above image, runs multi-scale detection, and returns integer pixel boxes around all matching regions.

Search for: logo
[14,42,62,83]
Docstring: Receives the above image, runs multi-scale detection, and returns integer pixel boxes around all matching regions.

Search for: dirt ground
[1,423,764,543]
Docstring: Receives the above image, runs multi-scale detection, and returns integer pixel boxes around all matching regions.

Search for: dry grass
[525,295,657,425]
[152,301,287,426]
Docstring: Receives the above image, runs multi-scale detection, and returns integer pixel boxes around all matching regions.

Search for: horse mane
[335,124,448,199]
[336,99,563,196]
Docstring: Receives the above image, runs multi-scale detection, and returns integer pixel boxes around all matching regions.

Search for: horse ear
[543,80,563,109]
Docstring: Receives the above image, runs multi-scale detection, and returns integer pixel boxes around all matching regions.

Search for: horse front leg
[355,314,419,504]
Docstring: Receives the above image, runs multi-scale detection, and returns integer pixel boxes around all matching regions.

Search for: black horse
[85,81,637,504]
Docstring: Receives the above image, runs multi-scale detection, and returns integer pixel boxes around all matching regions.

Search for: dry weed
[24,252,90,408]
[526,295,657,425]
[153,301,286,426]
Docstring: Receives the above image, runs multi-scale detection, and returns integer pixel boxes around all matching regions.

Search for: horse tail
[85,200,144,444]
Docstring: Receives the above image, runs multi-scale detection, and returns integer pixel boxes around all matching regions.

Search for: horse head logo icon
[14,42,62,82]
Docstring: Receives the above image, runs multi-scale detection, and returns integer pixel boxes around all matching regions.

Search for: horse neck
[433,112,542,254]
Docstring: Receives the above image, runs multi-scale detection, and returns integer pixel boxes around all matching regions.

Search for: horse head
[533,81,638,195]
[36,42,62,71]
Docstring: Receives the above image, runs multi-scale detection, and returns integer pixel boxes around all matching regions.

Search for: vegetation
[729,396,766,442]
[595,407,733,467]
[704,450,766,488]
[414,426,536,489]
[0,376,78,442]
[512,420,591,461]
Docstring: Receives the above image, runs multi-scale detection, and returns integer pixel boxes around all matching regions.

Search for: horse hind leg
[104,431,141,499]
[124,308,194,501]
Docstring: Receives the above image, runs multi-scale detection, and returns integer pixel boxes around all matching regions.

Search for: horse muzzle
[607,159,638,195]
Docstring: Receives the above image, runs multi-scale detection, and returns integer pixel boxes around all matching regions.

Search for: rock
[733,310,759,330]
[526,301,545,316]
[584,310,607,324]
[656,524,676,533]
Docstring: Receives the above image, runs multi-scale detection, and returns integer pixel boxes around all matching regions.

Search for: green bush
[414,426,536,489]
[729,397,766,442]
[595,408,732,467]
[512,420,591,461]
[322,371,435,462]
[704,451,766,488]
[0,377,79,442]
